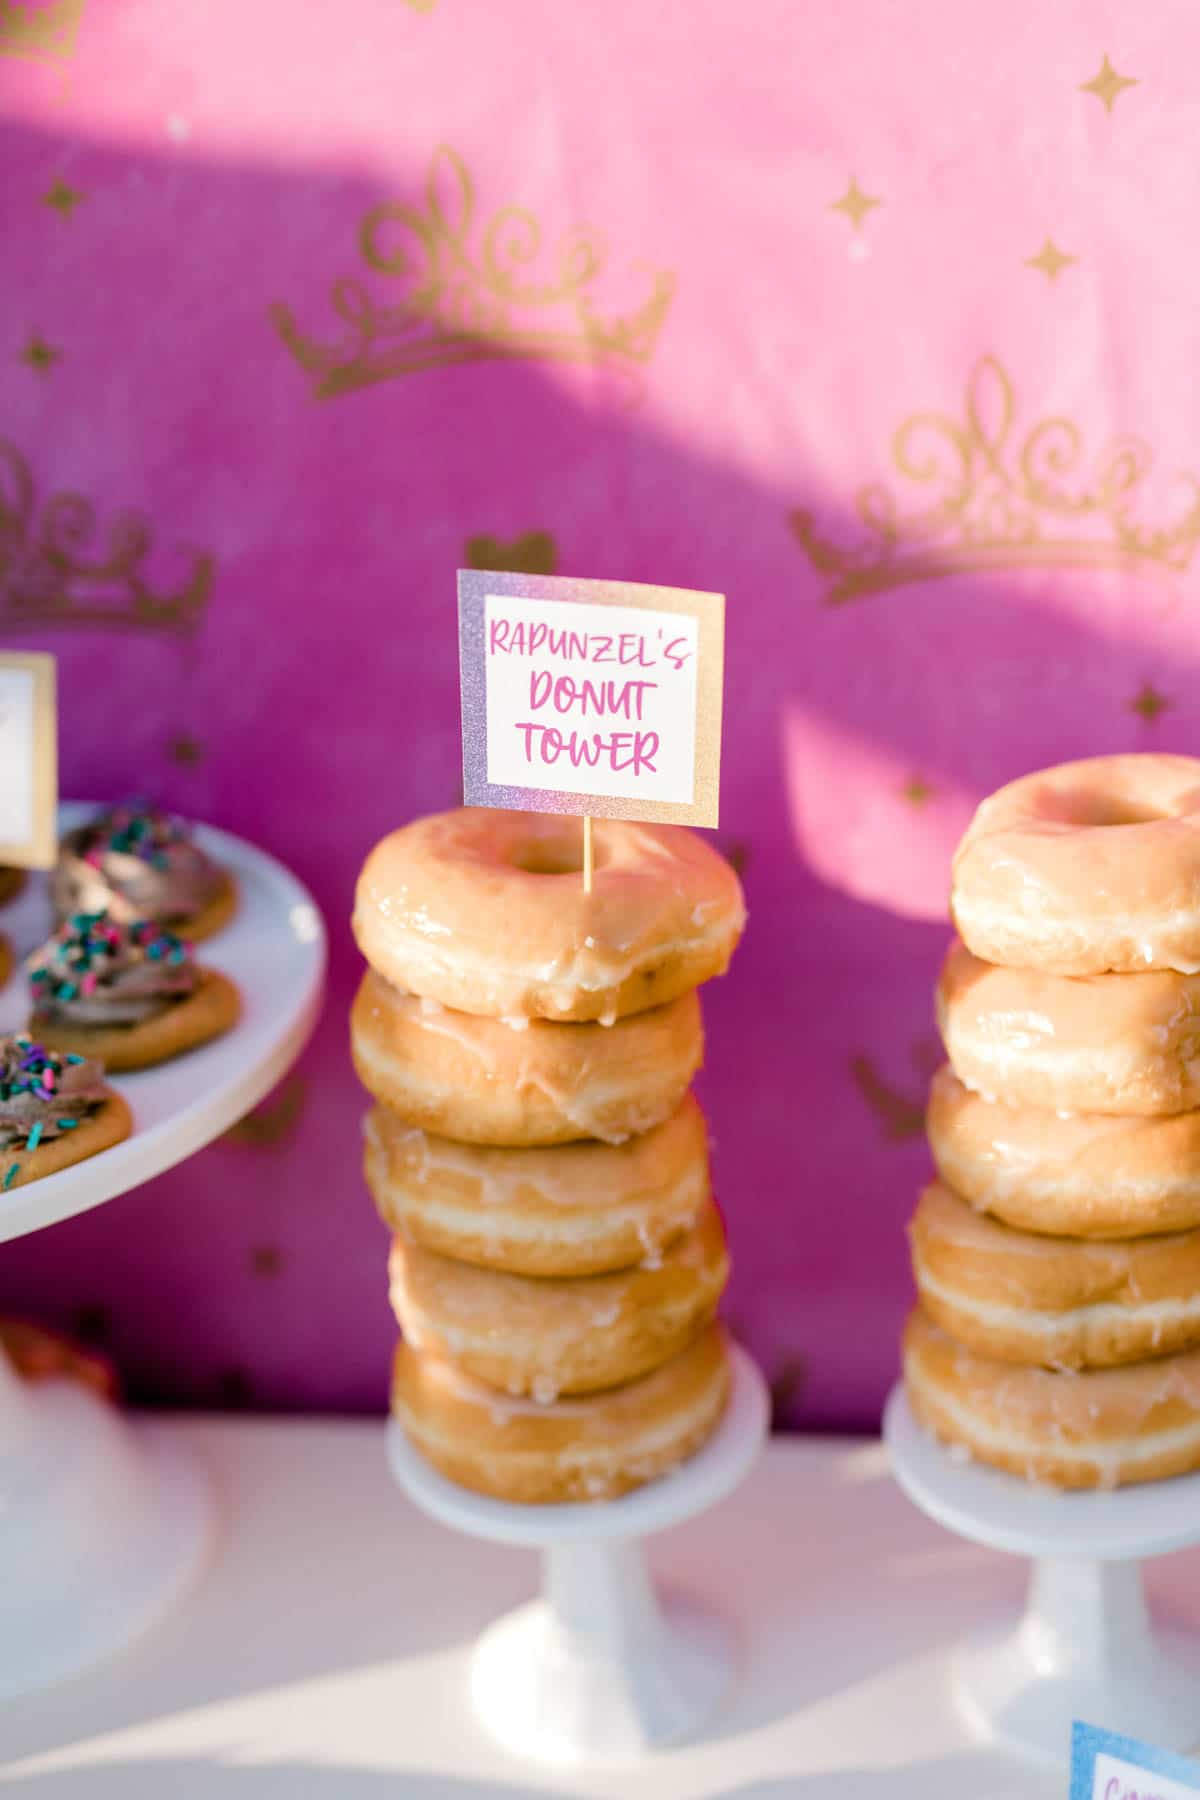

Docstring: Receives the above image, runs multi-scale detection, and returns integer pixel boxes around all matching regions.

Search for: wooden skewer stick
[582,814,594,894]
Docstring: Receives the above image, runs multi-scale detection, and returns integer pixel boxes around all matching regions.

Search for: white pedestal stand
[0,810,326,1698]
[388,1343,769,1767]
[885,1384,1200,1767]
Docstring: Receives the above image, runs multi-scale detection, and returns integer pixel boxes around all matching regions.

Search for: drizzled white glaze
[915,1262,1200,1342]
[938,939,1200,1116]
[387,1202,728,1398]
[353,808,745,1023]
[928,1062,1200,1236]
[909,1358,1200,1487]
[950,755,1200,976]
[353,972,703,1149]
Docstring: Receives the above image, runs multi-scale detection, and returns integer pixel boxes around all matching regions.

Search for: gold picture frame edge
[0,651,58,869]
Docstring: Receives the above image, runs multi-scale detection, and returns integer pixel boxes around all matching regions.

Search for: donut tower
[904,754,1200,1490]
[350,807,745,1503]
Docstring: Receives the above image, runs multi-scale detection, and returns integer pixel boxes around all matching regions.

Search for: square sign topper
[458,570,724,828]
[1071,1721,1200,1800]
[0,653,57,869]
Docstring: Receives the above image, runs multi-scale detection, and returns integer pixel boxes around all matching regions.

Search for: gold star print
[20,335,59,372]
[901,776,933,806]
[769,1356,807,1425]
[1080,55,1139,115]
[1129,683,1170,723]
[42,180,83,217]
[830,178,882,232]
[168,732,206,766]
[1025,239,1077,281]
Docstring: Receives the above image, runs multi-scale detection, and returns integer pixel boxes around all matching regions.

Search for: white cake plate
[0,807,326,1698]
[388,1343,769,1767]
[885,1384,1200,1768]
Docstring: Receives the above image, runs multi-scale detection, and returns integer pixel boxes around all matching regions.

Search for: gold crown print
[790,355,1200,605]
[0,438,214,634]
[0,0,86,59]
[270,146,676,403]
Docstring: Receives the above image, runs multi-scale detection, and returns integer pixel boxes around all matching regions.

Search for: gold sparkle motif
[850,1036,941,1143]
[465,530,557,577]
[790,354,1200,604]
[223,1077,307,1148]
[0,0,85,58]
[0,436,213,634]
[901,776,933,807]
[850,1056,923,1141]
[830,178,882,232]
[1026,238,1076,281]
[1129,683,1170,722]
[271,146,675,404]
[20,335,59,372]
[168,732,206,765]
[43,179,83,217]
[1080,55,1139,115]
[720,840,750,877]
[768,1355,807,1426]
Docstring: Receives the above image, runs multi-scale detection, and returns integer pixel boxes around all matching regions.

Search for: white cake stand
[0,807,326,1698]
[885,1384,1200,1768]
[388,1343,768,1767]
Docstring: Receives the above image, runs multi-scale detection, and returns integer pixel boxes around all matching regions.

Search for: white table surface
[2,1418,1196,1798]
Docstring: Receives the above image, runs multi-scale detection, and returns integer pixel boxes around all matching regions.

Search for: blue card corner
[1072,1720,1200,1799]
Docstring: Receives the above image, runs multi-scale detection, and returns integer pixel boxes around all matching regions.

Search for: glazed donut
[928,1064,1200,1239]
[351,970,702,1146]
[910,1181,1200,1369]
[353,808,744,1023]
[364,1093,709,1276]
[389,1200,728,1398]
[951,754,1200,975]
[904,1307,1200,1489]
[937,938,1200,1116]
[393,1322,732,1503]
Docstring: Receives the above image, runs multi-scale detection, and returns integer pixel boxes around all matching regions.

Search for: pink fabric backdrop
[0,0,1195,1425]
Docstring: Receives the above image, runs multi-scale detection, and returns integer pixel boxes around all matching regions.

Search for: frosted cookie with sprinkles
[54,805,236,942]
[0,1035,130,1192]
[28,912,239,1071]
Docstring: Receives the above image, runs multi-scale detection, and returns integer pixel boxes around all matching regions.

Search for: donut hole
[511,838,587,877]
[1037,785,1167,828]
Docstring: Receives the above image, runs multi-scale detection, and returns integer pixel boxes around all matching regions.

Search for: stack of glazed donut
[905,753,1200,1490]
[350,806,746,1503]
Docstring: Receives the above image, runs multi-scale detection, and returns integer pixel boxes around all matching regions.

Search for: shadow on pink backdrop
[0,0,1194,1428]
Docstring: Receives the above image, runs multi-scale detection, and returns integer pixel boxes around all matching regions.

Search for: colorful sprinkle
[3,1164,19,1190]
[0,1041,90,1126]
[56,1118,79,1129]
[92,806,189,866]
[27,908,193,1010]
